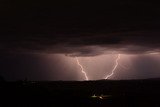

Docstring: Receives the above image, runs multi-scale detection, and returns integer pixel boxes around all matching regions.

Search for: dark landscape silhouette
[1,78,160,107]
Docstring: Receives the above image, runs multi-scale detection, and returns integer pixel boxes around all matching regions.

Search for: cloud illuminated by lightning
[75,57,89,80]
[105,54,121,79]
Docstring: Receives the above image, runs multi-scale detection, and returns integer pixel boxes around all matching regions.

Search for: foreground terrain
[0,79,160,107]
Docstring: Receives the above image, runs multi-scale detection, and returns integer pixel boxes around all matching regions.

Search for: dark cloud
[0,1,160,56]
[1,31,160,56]
[1,1,160,81]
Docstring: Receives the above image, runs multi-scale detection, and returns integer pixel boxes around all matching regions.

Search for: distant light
[91,94,112,99]
[99,96,103,99]
[91,94,97,98]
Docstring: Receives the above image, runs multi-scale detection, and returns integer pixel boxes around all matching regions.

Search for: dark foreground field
[0,79,160,107]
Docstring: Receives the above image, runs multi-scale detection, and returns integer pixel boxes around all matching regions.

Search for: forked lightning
[76,57,89,80]
[105,54,121,79]
[75,54,121,80]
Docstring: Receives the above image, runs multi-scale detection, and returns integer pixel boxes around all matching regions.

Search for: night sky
[0,1,160,81]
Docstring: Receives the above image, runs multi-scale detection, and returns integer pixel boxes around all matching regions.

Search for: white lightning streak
[105,54,121,79]
[76,57,89,80]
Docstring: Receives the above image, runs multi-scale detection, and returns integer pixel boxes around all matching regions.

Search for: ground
[0,79,160,107]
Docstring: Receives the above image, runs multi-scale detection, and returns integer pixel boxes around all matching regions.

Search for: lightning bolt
[76,57,89,80]
[105,54,121,79]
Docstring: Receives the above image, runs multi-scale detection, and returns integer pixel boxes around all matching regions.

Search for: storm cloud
[0,1,160,56]
[1,31,160,56]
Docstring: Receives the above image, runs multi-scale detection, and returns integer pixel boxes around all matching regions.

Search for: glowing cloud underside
[105,54,121,79]
[76,57,89,80]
